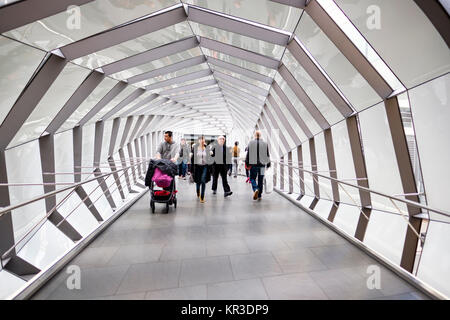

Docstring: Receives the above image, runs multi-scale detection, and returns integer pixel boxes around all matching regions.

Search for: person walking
[231,141,240,178]
[177,138,189,179]
[245,130,271,200]
[244,146,251,184]
[211,136,233,197]
[154,130,179,191]
[190,136,211,203]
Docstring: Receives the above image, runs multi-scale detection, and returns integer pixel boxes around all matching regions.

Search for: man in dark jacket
[211,135,233,197]
[245,130,270,201]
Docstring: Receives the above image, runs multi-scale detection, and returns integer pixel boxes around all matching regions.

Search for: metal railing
[0,157,150,265]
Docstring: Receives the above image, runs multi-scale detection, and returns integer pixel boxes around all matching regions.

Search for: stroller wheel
[150,200,155,214]
[165,203,170,214]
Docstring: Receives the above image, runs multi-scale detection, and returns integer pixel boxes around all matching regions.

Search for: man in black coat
[210,135,233,197]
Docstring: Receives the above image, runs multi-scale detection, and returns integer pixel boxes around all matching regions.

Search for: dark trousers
[250,166,264,196]
[212,164,231,193]
[196,165,208,198]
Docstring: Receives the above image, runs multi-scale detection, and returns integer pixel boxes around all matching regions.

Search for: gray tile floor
[31,176,429,300]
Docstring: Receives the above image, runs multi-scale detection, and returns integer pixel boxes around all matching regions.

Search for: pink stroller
[150,168,177,214]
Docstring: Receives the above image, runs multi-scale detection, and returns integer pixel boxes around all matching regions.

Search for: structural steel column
[288,151,293,194]
[0,151,15,258]
[385,96,423,273]
[324,128,340,222]
[309,138,320,210]
[296,145,305,200]
[280,155,285,191]
[346,116,372,241]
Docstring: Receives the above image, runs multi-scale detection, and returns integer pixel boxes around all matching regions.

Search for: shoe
[257,196,262,201]
[197,192,200,198]
[224,191,233,197]
[253,190,259,200]
[212,190,217,195]
[200,197,205,203]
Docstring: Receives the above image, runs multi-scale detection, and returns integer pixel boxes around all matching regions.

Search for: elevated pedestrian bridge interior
[0,0,449,300]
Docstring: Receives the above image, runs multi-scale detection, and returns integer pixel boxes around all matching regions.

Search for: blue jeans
[250,166,265,196]
[178,161,187,177]
[196,165,208,198]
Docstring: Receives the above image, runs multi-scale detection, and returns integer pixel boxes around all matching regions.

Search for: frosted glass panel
[301,140,315,198]
[334,0,450,89]
[83,180,113,219]
[0,36,45,126]
[5,0,180,51]
[282,51,343,125]
[74,22,193,70]
[17,221,74,270]
[190,21,285,59]
[59,77,117,132]
[299,194,314,208]
[274,72,322,136]
[136,63,210,88]
[9,63,90,147]
[417,221,450,298]
[359,102,406,213]
[184,0,302,32]
[81,123,95,168]
[5,141,46,242]
[265,101,296,151]
[0,270,26,299]
[314,199,334,220]
[91,86,137,123]
[100,120,114,161]
[315,132,333,201]
[54,130,75,203]
[364,210,407,265]
[331,120,360,205]
[409,74,450,214]
[333,204,360,237]
[295,13,381,111]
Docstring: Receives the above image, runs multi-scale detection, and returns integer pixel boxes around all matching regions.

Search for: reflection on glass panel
[190,21,285,59]
[334,0,450,89]
[0,36,46,126]
[210,64,271,90]
[74,22,193,70]
[111,47,204,81]
[91,85,137,122]
[316,0,403,91]
[274,73,322,135]
[314,132,333,201]
[282,51,343,125]
[295,13,381,111]
[269,88,307,143]
[409,73,450,213]
[184,0,302,32]
[417,221,450,298]
[82,123,96,168]
[202,47,276,77]
[359,102,407,213]
[364,210,407,265]
[9,63,90,148]
[151,75,215,94]
[135,63,210,87]
[5,140,46,243]
[331,120,360,205]
[301,137,315,198]
[4,0,180,51]
[58,77,117,132]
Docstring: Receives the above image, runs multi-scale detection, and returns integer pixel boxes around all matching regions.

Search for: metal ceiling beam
[414,0,450,48]
[132,97,170,115]
[77,81,127,126]
[0,54,67,149]
[127,55,206,85]
[101,36,199,76]
[159,79,217,95]
[170,87,221,100]
[207,56,273,84]
[288,37,354,117]
[306,0,395,98]
[269,86,313,138]
[199,37,280,70]
[188,5,290,46]
[219,81,265,106]
[0,0,94,34]
[146,69,212,91]
[46,70,105,134]
[224,93,261,113]
[267,94,303,145]
[213,70,269,97]
[102,88,146,120]
[268,0,308,8]
[119,93,159,117]
[278,64,329,130]
[60,5,187,60]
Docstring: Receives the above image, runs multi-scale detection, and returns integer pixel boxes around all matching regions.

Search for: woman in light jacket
[190,136,212,203]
